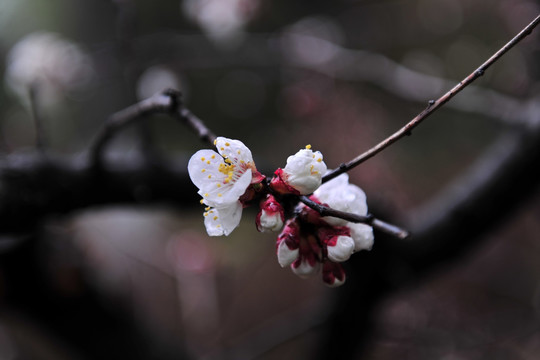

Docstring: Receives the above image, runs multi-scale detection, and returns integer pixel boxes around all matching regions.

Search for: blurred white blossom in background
[180,0,260,46]
[5,31,94,107]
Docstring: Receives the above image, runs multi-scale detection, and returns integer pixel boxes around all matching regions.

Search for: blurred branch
[299,195,409,239]
[89,89,216,168]
[322,13,540,183]
[28,83,47,153]
[0,152,197,235]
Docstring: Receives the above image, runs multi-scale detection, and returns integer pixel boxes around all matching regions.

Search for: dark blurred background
[0,0,539,359]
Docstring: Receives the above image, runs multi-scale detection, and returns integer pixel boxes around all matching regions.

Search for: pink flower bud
[276,219,301,267]
[256,195,285,232]
[322,260,346,287]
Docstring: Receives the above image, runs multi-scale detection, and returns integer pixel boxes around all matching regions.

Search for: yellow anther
[305,144,312,149]
[204,212,208,216]
[220,147,225,151]
[218,193,222,197]
[199,199,204,204]
[217,183,221,188]
[310,165,314,171]
[312,154,315,158]
[204,193,209,197]
[213,139,217,145]
[206,160,211,165]
[237,150,241,155]
[213,216,218,221]
[217,225,221,228]
[201,169,206,173]
[201,157,205,161]
[317,158,322,162]
[225,142,230,146]
[211,155,216,159]
[208,175,212,179]
[205,207,210,211]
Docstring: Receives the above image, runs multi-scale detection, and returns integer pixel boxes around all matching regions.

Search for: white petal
[327,236,355,262]
[203,202,243,236]
[283,148,327,195]
[314,173,368,226]
[188,149,226,190]
[291,259,320,278]
[215,137,254,165]
[259,210,284,233]
[202,168,252,207]
[349,223,374,251]
[277,240,299,267]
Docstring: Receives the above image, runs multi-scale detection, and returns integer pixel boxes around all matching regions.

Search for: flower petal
[282,148,327,195]
[291,257,320,278]
[348,223,374,251]
[327,235,355,262]
[314,173,368,226]
[188,149,226,190]
[204,202,243,236]
[215,137,254,165]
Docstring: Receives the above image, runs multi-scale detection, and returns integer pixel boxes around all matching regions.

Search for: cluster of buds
[275,174,373,287]
[188,137,373,287]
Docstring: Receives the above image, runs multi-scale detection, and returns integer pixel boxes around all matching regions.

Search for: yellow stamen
[218,193,222,197]
[204,212,208,216]
[225,142,230,146]
[213,139,217,145]
[206,160,211,165]
[204,193,209,197]
[305,144,312,149]
[199,199,204,204]
[208,175,212,179]
[201,169,206,173]
[317,158,322,162]
[213,216,218,221]
[201,157,205,161]
[211,155,216,159]
[217,183,221,188]
[220,147,224,151]
[205,207,210,211]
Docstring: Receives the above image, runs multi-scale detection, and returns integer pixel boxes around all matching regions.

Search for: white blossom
[273,145,327,195]
[188,137,257,236]
[314,173,367,226]
[326,235,355,262]
[5,32,93,105]
[314,173,374,251]
[349,222,374,252]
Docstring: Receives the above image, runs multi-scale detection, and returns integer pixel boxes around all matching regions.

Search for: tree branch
[89,90,216,168]
[322,14,540,183]
[299,195,409,239]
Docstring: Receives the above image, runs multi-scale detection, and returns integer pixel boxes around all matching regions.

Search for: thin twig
[29,83,47,152]
[322,14,540,183]
[89,89,216,168]
[299,195,409,239]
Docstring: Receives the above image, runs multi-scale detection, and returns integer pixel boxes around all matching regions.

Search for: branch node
[475,69,485,77]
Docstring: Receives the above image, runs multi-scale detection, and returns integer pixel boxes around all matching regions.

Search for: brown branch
[299,196,409,240]
[322,13,540,183]
[88,89,216,168]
